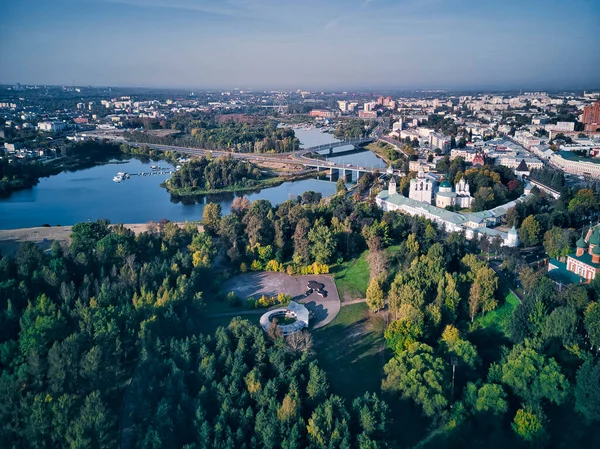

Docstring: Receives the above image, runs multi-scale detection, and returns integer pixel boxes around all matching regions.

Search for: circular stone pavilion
[260,301,310,335]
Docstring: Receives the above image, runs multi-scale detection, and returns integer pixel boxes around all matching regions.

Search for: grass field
[334,251,370,301]
[476,287,520,336]
[313,303,387,398]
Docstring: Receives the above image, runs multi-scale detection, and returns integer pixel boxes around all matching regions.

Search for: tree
[66,391,116,449]
[518,265,542,296]
[506,207,519,227]
[352,392,389,439]
[306,396,351,449]
[366,278,384,312]
[464,382,508,415]
[543,306,578,345]
[441,325,480,369]
[474,266,498,316]
[518,215,541,247]
[512,407,546,443]
[188,233,216,268]
[336,178,347,195]
[367,250,389,280]
[285,330,313,355]
[308,225,336,264]
[202,203,221,234]
[382,342,448,418]
[543,226,572,259]
[293,218,311,265]
[568,188,599,215]
[584,302,600,350]
[469,282,483,323]
[498,344,569,406]
[574,357,600,422]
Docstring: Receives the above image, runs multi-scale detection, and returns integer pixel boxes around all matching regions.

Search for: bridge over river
[121,137,380,179]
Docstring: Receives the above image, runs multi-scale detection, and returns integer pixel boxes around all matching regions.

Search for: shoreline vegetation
[163,170,320,197]
[162,153,322,197]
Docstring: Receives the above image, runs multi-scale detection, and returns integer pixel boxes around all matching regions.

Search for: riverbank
[0,222,201,256]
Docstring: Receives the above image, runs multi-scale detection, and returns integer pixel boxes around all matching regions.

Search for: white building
[435,178,473,209]
[378,180,520,247]
[37,121,66,133]
[429,132,451,152]
[545,122,576,133]
[409,171,435,203]
[550,152,600,179]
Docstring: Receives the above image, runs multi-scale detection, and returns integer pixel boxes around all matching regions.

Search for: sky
[1,0,599,90]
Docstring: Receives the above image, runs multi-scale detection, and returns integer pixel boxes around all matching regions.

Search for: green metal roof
[589,229,600,245]
[576,237,588,248]
[440,180,452,188]
[548,259,585,285]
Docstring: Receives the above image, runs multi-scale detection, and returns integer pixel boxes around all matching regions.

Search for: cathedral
[435,178,473,209]
[408,170,473,209]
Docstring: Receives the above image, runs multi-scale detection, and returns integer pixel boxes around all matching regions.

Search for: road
[122,137,379,173]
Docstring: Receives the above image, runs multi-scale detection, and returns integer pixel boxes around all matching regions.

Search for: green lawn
[334,251,370,301]
[476,288,520,336]
[313,303,387,398]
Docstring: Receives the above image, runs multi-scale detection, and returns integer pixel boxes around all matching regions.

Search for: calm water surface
[294,126,386,169]
[0,128,383,229]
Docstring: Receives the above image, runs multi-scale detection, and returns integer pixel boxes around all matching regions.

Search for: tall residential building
[429,132,451,152]
[583,101,600,131]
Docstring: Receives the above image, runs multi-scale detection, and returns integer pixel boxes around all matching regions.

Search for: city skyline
[2,0,600,90]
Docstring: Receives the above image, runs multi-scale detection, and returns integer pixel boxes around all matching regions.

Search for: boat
[113,175,123,182]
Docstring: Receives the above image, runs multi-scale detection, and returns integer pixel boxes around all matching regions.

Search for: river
[0,127,385,229]
[294,126,386,169]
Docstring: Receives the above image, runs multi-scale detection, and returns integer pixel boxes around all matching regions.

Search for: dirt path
[341,298,366,306]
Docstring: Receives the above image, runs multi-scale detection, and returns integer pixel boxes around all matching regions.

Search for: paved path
[222,272,341,329]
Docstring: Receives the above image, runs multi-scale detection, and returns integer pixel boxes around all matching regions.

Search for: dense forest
[166,156,264,193]
[1,188,600,448]
[124,114,300,153]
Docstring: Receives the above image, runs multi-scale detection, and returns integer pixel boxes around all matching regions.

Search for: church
[408,170,474,209]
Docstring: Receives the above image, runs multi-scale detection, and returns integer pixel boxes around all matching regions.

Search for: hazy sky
[2,0,599,90]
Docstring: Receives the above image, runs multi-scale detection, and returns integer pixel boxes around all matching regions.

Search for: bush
[240,262,248,273]
[253,293,292,308]
[226,291,240,307]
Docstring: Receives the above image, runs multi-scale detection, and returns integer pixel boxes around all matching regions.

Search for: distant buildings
[363,102,378,112]
[309,109,336,118]
[358,110,378,119]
